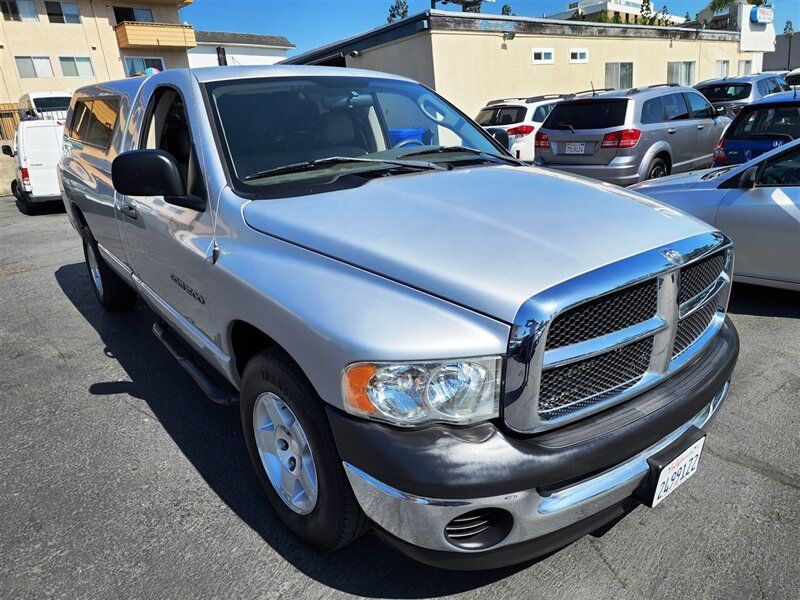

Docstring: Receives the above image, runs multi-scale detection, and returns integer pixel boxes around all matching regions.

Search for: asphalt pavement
[1,196,798,600]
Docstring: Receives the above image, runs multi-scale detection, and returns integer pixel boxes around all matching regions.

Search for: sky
[181,0,799,56]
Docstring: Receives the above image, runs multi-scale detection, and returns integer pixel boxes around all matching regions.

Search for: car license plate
[565,142,585,155]
[651,437,705,507]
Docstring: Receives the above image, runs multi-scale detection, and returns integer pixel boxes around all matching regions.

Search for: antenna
[591,81,596,96]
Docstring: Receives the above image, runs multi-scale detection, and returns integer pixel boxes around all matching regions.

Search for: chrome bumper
[344,381,729,554]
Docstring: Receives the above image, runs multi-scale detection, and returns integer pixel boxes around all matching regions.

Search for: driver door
[717,146,800,285]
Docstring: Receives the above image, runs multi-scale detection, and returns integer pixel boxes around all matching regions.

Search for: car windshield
[206,76,504,190]
[695,84,751,102]
[476,106,526,126]
[543,99,628,130]
[726,105,800,141]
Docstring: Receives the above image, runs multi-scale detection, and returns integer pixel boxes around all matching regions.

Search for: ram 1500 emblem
[170,273,205,305]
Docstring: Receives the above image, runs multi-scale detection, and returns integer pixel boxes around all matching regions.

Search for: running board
[152,321,238,405]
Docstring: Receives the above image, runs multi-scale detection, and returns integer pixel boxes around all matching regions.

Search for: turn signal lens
[342,357,502,426]
[535,131,550,148]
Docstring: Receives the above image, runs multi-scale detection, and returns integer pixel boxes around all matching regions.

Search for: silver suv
[534,84,730,185]
[695,73,791,119]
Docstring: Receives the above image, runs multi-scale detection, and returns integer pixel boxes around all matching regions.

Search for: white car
[631,138,800,291]
[19,91,72,120]
[2,120,65,212]
[475,95,564,161]
[786,67,800,89]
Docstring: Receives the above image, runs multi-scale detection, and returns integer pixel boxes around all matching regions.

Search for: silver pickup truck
[59,66,739,569]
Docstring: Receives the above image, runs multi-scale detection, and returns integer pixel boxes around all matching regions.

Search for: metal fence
[0,106,69,140]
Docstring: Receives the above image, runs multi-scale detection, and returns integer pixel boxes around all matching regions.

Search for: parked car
[534,84,730,185]
[19,91,72,120]
[784,67,800,88]
[59,66,739,569]
[694,73,791,119]
[711,91,800,166]
[475,95,565,161]
[632,138,800,290]
[2,119,65,212]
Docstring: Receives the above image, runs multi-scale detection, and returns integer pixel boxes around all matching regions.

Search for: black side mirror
[112,149,204,211]
[1,144,14,157]
[714,105,726,117]
[739,165,759,189]
[486,127,510,151]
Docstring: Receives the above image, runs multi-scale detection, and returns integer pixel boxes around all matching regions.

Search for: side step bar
[152,321,238,405]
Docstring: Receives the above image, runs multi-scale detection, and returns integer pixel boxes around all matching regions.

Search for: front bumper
[329,318,738,569]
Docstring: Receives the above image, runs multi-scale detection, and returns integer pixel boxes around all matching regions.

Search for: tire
[646,157,669,180]
[80,226,137,310]
[240,349,368,551]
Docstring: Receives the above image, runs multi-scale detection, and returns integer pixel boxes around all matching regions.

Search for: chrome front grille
[545,280,658,350]
[503,232,734,434]
[539,336,653,420]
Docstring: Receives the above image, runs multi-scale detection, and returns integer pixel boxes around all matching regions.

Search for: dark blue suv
[712,91,800,166]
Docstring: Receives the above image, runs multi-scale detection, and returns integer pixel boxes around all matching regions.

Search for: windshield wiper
[397,145,524,165]
[244,156,444,181]
[557,122,576,133]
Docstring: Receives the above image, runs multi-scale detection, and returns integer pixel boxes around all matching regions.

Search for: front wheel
[240,349,367,551]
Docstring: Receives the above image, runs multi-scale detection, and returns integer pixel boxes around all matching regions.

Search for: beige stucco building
[0,0,194,104]
[285,10,768,119]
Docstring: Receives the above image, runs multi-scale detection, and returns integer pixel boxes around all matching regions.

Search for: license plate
[651,437,705,507]
[565,142,585,155]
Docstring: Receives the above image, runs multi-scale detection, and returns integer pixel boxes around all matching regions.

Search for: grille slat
[545,280,658,350]
[538,337,654,420]
[673,302,718,357]
[678,253,725,304]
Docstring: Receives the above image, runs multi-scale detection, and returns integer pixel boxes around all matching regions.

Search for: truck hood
[242,165,714,323]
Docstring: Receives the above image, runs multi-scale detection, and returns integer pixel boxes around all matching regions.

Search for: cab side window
[69,97,120,149]
[663,93,689,121]
[641,96,665,124]
[140,88,205,201]
[685,93,713,119]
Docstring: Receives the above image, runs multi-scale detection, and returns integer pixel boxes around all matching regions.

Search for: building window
[0,0,38,22]
[605,62,633,89]
[569,48,589,64]
[44,1,80,24]
[715,60,730,78]
[738,60,752,76]
[124,56,164,76]
[59,56,95,77]
[15,56,54,78]
[113,6,154,23]
[532,48,554,65]
[667,61,695,86]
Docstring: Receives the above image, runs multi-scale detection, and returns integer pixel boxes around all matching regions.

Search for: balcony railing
[115,21,197,50]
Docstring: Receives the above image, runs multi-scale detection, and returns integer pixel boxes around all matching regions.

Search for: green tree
[612,12,623,23]
[706,0,764,13]
[387,0,409,22]
[640,0,655,24]
[501,4,514,16]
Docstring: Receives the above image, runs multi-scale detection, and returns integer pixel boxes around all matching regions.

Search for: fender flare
[637,142,672,181]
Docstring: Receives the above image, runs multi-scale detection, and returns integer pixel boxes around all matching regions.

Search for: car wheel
[240,349,368,551]
[646,157,669,180]
[80,226,137,310]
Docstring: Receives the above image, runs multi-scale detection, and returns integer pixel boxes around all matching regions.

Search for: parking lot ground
[1,195,799,600]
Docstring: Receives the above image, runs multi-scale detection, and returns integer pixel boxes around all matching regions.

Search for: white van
[2,120,64,210]
[19,91,72,121]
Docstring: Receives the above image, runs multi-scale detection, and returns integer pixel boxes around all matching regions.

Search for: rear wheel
[81,227,136,310]
[646,157,669,180]
[240,349,367,550]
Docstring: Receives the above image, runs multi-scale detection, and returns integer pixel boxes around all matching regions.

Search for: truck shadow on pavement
[727,282,800,319]
[54,262,525,597]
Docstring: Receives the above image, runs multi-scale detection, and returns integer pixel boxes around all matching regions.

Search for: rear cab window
[543,99,628,130]
[476,106,527,126]
[68,97,120,149]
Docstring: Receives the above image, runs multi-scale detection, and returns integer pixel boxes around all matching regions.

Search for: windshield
[726,105,800,141]
[543,99,628,130]
[206,76,504,191]
[476,106,526,126]
[695,84,751,102]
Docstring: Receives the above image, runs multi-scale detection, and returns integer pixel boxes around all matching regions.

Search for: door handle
[120,204,138,219]
[697,125,704,130]
[667,128,676,134]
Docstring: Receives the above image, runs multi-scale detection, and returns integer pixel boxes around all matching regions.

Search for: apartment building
[0,0,195,104]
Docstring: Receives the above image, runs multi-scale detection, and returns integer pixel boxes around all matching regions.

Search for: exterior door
[717,146,800,285]
[662,92,695,171]
[117,72,216,340]
[684,91,723,168]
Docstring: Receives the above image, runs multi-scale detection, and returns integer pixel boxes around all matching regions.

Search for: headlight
[342,356,502,426]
